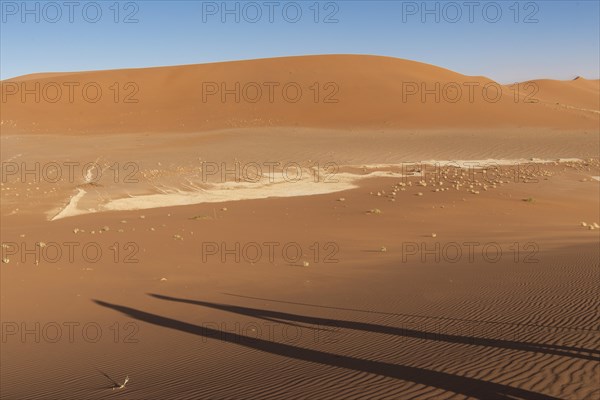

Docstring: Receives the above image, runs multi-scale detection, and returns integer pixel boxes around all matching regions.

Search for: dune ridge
[1,55,598,135]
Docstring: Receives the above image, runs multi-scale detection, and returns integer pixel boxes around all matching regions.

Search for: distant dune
[1,55,598,134]
[510,77,600,112]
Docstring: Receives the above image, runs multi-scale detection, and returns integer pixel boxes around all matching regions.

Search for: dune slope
[1,55,598,134]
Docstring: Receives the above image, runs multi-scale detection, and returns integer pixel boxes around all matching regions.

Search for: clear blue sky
[1,0,598,82]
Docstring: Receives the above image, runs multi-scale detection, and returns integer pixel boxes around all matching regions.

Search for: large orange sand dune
[1,55,598,134]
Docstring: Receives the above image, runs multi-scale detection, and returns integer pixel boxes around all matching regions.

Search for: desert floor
[1,127,599,399]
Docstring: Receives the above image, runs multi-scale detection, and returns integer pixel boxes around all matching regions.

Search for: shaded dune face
[1,55,598,135]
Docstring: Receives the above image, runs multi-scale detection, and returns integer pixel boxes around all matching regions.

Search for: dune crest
[1,55,598,134]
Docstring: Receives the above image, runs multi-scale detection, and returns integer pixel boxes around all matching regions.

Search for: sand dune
[1,55,599,399]
[511,77,600,111]
[1,55,598,135]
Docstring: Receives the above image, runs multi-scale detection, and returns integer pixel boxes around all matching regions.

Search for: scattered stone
[101,226,110,232]
[221,207,228,211]
[2,258,9,264]
[160,277,168,281]
[173,234,183,240]
[337,197,346,202]
[380,246,387,252]
[302,261,310,267]
[140,215,145,219]
[431,233,437,238]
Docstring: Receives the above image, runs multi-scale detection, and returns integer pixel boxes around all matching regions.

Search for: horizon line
[2,54,598,84]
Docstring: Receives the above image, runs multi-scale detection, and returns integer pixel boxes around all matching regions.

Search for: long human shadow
[94,299,558,400]
[149,294,600,361]
[222,293,600,334]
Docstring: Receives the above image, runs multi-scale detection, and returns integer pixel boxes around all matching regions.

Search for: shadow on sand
[93,294,581,400]
[150,294,599,361]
